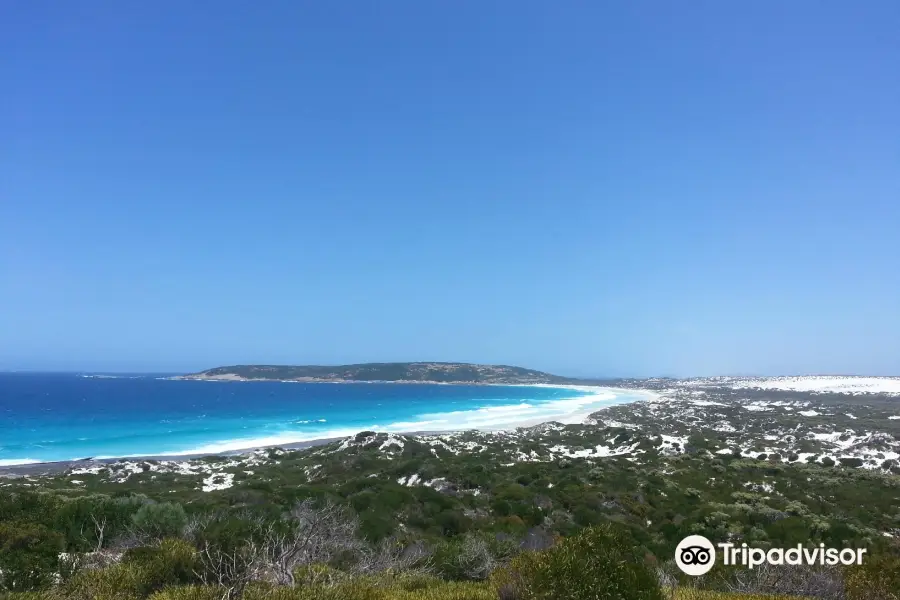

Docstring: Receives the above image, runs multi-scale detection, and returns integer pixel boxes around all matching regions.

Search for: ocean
[0,373,643,465]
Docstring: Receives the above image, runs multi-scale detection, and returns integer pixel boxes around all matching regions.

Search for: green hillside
[185,362,569,384]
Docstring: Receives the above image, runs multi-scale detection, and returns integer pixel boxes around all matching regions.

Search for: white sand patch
[397,474,422,486]
[453,440,486,452]
[548,441,639,458]
[712,421,737,433]
[792,453,817,463]
[744,481,774,493]
[595,443,641,457]
[201,473,234,492]
[378,434,406,451]
[69,465,106,475]
[516,449,542,461]
[690,400,727,407]
[597,419,640,429]
[811,431,859,449]
[423,439,457,454]
[861,451,900,468]
[64,455,273,482]
[731,376,900,396]
[743,399,805,411]
[658,435,687,454]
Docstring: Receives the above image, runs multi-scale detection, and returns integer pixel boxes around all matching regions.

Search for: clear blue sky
[2,2,898,377]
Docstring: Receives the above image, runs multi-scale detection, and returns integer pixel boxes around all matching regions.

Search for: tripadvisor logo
[675,535,867,576]
[676,535,717,576]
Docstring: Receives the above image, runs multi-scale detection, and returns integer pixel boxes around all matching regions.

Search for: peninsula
[175,361,571,384]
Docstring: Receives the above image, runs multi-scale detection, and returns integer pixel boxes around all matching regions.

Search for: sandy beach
[0,385,657,478]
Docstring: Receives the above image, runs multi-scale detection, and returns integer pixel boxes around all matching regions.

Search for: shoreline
[0,385,658,477]
[165,374,576,385]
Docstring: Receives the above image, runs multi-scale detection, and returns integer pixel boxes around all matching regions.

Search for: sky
[2,1,899,377]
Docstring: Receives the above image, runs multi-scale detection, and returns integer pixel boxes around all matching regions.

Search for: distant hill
[178,362,570,384]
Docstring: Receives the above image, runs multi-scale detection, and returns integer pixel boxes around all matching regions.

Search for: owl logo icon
[675,535,716,576]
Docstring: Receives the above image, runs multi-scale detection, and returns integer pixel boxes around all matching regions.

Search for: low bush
[391,580,496,600]
[292,563,348,587]
[844,552,900,600]
[132,503,188,540]
[0,522,64,592]
[494,523,664,600]
[241,579,496,600]
[0,593,58,600]
[62,562,150,600]
[671,590,809,600]
[431,532,517,581]
[147,586,228,600]
[242,580,385,600]
[122,538,198,591]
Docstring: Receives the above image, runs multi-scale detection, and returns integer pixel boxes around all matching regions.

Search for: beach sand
[0,385,656,478]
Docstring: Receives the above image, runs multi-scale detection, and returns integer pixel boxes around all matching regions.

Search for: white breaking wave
[136,386,645,457]
[0,385,650,463]
[145,426,374,456]
[390,389,625,431]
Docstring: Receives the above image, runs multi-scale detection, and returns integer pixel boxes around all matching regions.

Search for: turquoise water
[0,373,640,464]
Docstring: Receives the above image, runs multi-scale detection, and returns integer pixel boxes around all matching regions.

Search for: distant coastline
[0,385,651,477]
[0,436,344,477]
[0,376,653,474]
[172,374,557,386]
[173,361,575,385]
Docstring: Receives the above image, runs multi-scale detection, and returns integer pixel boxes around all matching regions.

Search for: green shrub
[0,492,62,527]
[63,562,150,600]
[132,503,188,539]
[147,586,229,600]
[671,591,800,599]
[122,538,198,591]
[393,580,496,599]
[292,563,347,587]
[242,580,386,600]
[187,513,259,555]
[431,532,517,581]
[844,553,900,600]
[0,522,65,592]
[52,494,151,552]
[0,592,59,600]
[495,524,664,600]
[389,573,444,591]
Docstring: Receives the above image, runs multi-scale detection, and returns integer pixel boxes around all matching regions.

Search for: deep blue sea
[0,373,642,465]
